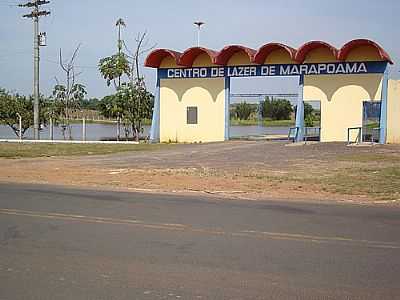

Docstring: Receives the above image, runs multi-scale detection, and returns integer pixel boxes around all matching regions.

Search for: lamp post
[194,21,205,47]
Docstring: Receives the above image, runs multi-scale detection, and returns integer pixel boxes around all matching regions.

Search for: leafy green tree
[98,19,155,141]
[51,83,87,140]
[294,102,315,126]
[0,88,47,138]
[51,45,88,140]
[116,79,154,141]
[235,102,255,120]
[304,102,314,119]
[261,97,293,120]
[98,95,124,119]
[304,114,315,127]
[79,98,100,110]
[98,53,131,89]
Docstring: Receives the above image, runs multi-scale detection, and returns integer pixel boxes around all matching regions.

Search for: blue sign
[158,61,387,79]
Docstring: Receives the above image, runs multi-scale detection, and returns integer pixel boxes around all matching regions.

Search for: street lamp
[194,21,205,47]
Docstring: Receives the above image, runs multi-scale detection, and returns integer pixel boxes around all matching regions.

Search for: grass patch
[67,118,153,126]
[0,142,171,158]
[298,166,400,200]
[336,153,400,163]
[230,119,295,127]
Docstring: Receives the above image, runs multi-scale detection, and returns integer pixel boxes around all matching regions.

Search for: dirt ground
[1,141,399,205]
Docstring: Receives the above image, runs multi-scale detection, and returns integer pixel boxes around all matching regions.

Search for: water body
[0,124,290,141]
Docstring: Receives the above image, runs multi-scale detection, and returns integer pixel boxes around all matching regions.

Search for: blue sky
[0,0,399,99]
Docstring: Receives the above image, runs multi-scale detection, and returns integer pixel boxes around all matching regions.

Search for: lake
[0,124,290,141]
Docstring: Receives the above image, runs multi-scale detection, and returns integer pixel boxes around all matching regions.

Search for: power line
[42,58,98,70]
[18,0,50,140]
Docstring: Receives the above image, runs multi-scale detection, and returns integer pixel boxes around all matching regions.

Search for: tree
[115,79,154,141]
[304,102,314,119]
[79,98,100,110]
[98,53,131,89]
[98,19,155,141]
[0,88,47,138]
[261,97,293,120]
[51,45,87,140]
[124,31,156,80]
[235,102,254,120]
[98,94,124,119]
[304,114,315,127]
[293,102,315,127]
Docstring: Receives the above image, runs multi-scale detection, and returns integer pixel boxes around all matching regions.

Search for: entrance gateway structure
[145,39,399,144]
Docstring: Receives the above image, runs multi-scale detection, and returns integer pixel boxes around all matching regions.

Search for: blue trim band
[159,61,388,80]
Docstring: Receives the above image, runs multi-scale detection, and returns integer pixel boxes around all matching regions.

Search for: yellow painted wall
[227,51,254,66]
[303,47,338,63]
[159,56,182,68]
[345,45,382,62]
[159,78,226,143]
[387,80,400,144]
[263,49,295,64]
[192,53,214,67]
[304,74,383,142]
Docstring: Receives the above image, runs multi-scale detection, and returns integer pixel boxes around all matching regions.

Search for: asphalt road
[0,183,399,300]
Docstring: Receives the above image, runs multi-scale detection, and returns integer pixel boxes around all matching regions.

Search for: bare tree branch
[69,43,82,67]
[59,49,68,73]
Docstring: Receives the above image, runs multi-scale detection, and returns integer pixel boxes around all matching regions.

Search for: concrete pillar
[379,66,389,144]
[150,71,161,143]
[295,75,305,142]
[224,77,230,141]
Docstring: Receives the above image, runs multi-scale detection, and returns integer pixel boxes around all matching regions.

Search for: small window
[187,106,198,124]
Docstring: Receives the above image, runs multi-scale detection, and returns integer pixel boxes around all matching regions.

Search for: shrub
[261,97,293,120]
[235,102,255,120]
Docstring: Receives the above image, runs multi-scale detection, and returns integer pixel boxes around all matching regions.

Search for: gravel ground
[0,141,399,204]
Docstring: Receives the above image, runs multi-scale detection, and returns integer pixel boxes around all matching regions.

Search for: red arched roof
[338,39,393,64]
[178,47,218,67]
[144,49,182,68]
[144,40,393,68]
[295,41,338,63]
[215,45,256,65]
[253,43,296,64]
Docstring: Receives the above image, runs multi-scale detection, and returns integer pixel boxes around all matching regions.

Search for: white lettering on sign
[228,66,257,77]
[358,63,367,73]
[211,67,224,77]
[280,65,291,76]
[164,62,375,79]
[308,64,318,74]
[261,66,276,76]
[167,69,175,78]
[346,63,357,73]
[336,64,345,74]
[290,65,299,75]
[327,64,336,74]
[318,64,326,73]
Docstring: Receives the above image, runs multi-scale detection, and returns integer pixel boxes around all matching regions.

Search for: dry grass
[0,142,172,158]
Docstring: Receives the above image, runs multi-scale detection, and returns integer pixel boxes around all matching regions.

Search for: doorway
[229,76,298,139]
[362,101,381,143]
[303,100,321,142]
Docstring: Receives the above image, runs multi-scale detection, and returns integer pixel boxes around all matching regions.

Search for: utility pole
[19,0,50,140]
